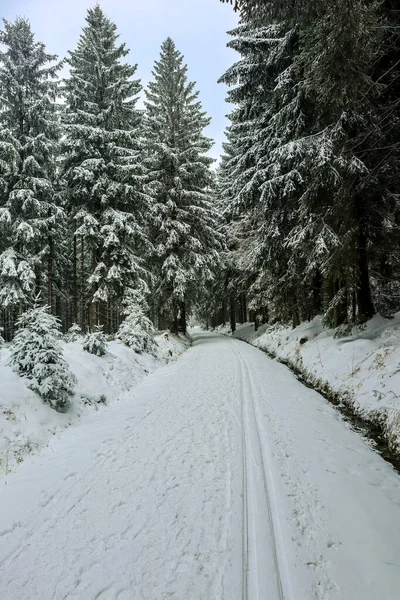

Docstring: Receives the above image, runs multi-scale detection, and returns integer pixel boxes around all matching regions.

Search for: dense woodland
[209,0,400,331]
[0,0,399,342]
[0,7,221,340]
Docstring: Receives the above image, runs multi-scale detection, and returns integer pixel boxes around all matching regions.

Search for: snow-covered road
[1,331,400,600]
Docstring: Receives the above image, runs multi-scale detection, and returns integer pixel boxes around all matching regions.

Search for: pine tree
[62,6,149,333]
[143,38,222,333]
[65,322,82,342]
[0,18,63,339]
[117,302,157,355]
[219,19,302,325]
[9,303,75,412]
[83,325,107,356]
[217,0,400,329]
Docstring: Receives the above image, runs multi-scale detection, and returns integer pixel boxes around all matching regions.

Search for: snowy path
[1,331,400,600]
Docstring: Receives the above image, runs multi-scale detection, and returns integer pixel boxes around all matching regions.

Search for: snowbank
[0,332,188,477]
[229,315,400,455]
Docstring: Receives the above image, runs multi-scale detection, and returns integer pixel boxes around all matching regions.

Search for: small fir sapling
[83,324,107,356]
[117,304,158,355]
[9,304,76,412]
[65,323,82,342]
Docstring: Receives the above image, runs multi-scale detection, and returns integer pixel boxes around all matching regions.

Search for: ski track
[231,340,289,600]
[1,331,400,600]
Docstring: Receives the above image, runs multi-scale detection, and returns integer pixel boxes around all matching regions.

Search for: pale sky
[0,0,238,162]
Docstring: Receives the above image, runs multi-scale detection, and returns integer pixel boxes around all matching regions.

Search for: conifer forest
[2,3,400,598]
[0,0,399,340]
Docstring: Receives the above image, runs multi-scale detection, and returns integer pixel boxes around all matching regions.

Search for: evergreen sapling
[9,305,75,412]
[83,325,107,356]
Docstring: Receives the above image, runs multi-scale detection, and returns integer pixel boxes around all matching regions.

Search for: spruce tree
[117,302,157,355]
[143,38,222,333]
[62,6,149,333]
[83,325,107,356]
[217,0,400,329]
[219,20,303,325]
[10,303,75,412]
[0,18,63,339]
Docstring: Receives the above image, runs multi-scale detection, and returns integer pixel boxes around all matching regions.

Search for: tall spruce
[62,6,149,333]
[143,38,222,333]
[0,18,63,340]
[216,0,400,330]
[219,19,302,325]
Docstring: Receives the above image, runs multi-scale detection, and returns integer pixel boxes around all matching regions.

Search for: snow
[228,314,400,455]
[0,333,187,477]
[1,330,400,599]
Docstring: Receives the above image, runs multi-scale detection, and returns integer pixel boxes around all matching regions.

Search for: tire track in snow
[230,340,294,600]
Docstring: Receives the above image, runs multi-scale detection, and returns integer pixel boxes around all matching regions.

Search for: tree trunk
[261,306,268,325]
[254,311,259,332]
[291,297,300,328]
[80,236,85,331]
[323,276,334,319]
[243,294,247,323]
[312,269,322,315]
[172,316,179,334]
[47,234,54,313]
[355,218,375,323]
[170,305,179,334]
[180,301,187,334]
[221,297,227,326]
[34,267,41,301]
[72,236,78,325]
[230,293,236,334]
[90,247,98,331]
[335,279,348,326]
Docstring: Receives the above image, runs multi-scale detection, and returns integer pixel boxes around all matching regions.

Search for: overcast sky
[0,0,238,162]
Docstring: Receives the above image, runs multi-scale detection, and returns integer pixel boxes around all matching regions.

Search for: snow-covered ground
[1,331,400,599]
[221,315,400,457]
[0,332,188,477]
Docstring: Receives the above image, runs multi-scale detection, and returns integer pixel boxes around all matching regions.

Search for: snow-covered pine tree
[83,325,107,356]
[117,302,157,355]
[0,18,64,339]
[284,0,380,325]
[65,322,82,342]
[369,0,400,317]
[256,0,399,325]
[143,38,222,333]
[9,303,75,411]
[218,0,400,329]
[62,6,149,333]
[195,150,249,332]
[219,19,304,326]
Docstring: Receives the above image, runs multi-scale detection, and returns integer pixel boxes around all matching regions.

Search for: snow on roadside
[0,332,188,477]
[155,330,190,362]
[228,315,400,455]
